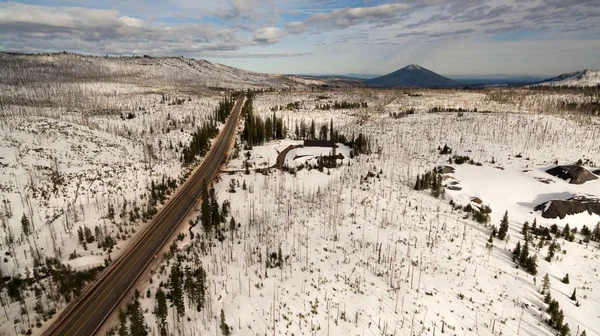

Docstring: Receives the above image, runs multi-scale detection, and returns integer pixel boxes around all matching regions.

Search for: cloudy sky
[1,0,599,76]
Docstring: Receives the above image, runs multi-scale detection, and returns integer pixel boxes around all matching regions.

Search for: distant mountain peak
[406,64,423,70]
[365,64,458,88]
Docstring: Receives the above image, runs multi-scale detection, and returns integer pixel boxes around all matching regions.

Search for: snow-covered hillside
[536,70,600,87]
[0,53,361,91]
[115,90,600,336]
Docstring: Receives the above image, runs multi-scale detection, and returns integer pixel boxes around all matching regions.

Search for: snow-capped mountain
[365,64,459,88]
[536,69,600,87]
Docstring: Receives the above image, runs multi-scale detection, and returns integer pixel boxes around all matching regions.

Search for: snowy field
[1,81,599,336]
[123,90,600,336]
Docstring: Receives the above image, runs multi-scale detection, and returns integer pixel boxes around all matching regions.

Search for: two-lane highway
[43,95,246,336]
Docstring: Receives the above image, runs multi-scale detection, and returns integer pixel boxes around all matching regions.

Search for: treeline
[143,176,178,220]
[181,94,238,166]
[215,95,236,123]
[414,168,444,198]
[241,96,286,146]
[181,121,219,166]
[429,106,478,113]
[389,109,416,118]
[555,100,600,116]
[4,257,103,307]
[316,101,367,110]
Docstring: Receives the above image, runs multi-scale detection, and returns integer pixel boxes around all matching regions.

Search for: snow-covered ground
[0,66,226,334]
[123,90,600,336]
[2,83,600,336]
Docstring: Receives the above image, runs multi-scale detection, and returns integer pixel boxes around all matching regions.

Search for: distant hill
[365,64,458,88]
[450,75,545,86]
[0,52,363,90]
[535,69,600,87]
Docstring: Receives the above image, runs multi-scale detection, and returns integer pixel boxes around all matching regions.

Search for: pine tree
[513,241,521,262]
[519,242,529,267]
[118,309,129,336]
[200,181,212,235]
[329,118,334,141]
[546,240,558,262]
[526,255,537,275]
[521,221,530,237]
[169,261,185,320]
[154,287,168,336]
[570,288,577,301]
[21,214,30,236]
[77,226,84,244]
[544,291,552,304]
[229,217,236,240]
[562,273,569,284]
[497,210,509,240]
[555,309,564,330]
[560,323,569,336]
[562,224,571,239]
[542,273,551,294]
[129,291,147,336]
[220,309,231,336]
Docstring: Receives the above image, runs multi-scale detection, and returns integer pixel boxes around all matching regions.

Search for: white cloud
[252,27,285,44]
[305,3,411,27]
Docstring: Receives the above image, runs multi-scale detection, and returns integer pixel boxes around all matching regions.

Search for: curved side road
[43,95,246,336]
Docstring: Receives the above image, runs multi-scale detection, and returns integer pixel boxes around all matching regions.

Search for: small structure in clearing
[303,139,338,148]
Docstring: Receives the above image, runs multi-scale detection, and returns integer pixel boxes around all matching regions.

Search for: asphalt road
[43,95,245,336]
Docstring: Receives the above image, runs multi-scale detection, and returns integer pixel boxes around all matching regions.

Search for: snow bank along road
[42,95,246,336]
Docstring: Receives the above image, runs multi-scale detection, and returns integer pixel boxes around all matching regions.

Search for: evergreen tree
[555,309,564,330]
[309,120,316,140]
[497,210,509,240]
[542,273,551,294]
[201,187,212,235]
[521,221,530,237]
[154,287,168,336]
[560,323,570,336]
[562,273,570,284]
[526,255,537,275]
[329,119,334,141]
[562,224,571,239]
[77,226,84,244]
[220,309,231,336]
[21,214,30,236]
[519,242,529,267]
[221,200,230,221]
[229,217,236,240]
[513,241,521,262]
[129,290,147,336]
[118,309,129,336]
[544,291,552,304]
[570,288,577,301]
[546,240,558,262]
[169,261,185,320]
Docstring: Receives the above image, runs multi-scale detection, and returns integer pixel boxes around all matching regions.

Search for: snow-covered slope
[536,70,600,87]
[0,52,362,90]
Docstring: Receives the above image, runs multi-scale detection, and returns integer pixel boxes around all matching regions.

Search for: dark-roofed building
[303,140,338,148]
